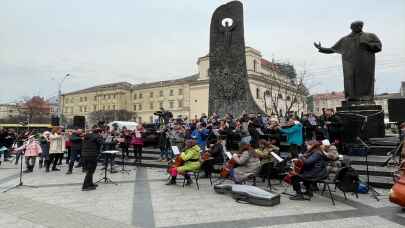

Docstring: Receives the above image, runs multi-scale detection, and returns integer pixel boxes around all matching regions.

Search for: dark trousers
[134,144,142,163]
[201,159,215,176]
[82,158,97,188]
[68,149,81,171]
[121,145,129,157]
[288,144,299,159]
[291,175,311,194]
[66,147,71,163]
[47,153,62,170]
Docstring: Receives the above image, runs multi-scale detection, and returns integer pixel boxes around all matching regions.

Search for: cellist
[166,139,201,186]
[289,140,328,201]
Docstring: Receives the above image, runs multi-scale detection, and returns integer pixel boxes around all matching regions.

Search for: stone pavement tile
[253,216,405,228]
[0,194,137,228]
[0,212,48,228]
[147,169,355,227]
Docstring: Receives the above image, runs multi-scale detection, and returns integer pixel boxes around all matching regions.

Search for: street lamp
[58,73,71,125]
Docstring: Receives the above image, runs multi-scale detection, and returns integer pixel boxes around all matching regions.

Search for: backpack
[334,166,360,193]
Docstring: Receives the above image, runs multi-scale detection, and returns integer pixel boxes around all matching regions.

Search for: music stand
[3,148,37,193]
[120,148,131,174]
[96,150,118,185]
[357,137,380,201]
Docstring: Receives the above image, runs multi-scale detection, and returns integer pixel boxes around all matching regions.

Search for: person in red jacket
[131,124,145,165]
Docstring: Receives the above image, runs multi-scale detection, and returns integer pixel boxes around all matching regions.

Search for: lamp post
[58,73,70,125]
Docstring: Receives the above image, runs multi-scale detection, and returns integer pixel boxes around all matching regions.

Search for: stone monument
[208,1,263,117]
[315,21,385,142]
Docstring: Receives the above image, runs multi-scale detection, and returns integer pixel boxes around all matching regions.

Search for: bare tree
[19,96,51,123]
[88,109,136,125]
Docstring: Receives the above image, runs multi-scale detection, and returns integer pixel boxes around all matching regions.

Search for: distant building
[312,92,345,115]
[0,103,20,120]
[401,81,405,97]
[61,47,308,125]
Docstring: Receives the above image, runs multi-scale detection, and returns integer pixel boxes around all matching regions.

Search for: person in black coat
[81,128,103,191]
[200,138,225,177]
[66,129,83,174]
[290,140,328,200]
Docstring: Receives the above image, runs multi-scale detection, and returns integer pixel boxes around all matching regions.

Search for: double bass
[389,161,405,207]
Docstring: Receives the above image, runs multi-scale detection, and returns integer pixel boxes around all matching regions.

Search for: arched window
[253,60,257,72]
[256,88,260,99]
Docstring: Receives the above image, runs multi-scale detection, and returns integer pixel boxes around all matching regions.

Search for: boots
[39,160,43,169]
[45,160,50,172]
[66,163,73,174]
[166,176,176,185]
[185,175,193,186]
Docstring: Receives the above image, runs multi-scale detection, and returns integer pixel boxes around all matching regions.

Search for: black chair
[182,171,200,190]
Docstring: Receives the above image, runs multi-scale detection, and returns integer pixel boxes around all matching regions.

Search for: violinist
[229,142,260,184]
[255,139,280,180]
[289,140,328,201]
[166,139,201,186]
[200,138,225,178]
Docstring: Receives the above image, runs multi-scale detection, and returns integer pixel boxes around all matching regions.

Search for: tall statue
[314,21,382,104]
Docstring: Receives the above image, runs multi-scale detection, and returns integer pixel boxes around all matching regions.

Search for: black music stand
[3,149,37,193]
[120,148,131,174]
[357,137,380,201]
[96,151,118,185]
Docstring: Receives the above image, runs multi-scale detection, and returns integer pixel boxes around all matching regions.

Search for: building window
[256,88,260,99]
[79,107,83,112]
[84,97,87,102]
[286,96,291,101]
[150,92,154,98]
[94,96,97,101]
[134,94,137,100]
[139,93,143,99]
[134,105,137,111]
[102,105,105,110]
[253,60,257,72]
[112,105,115,110]
[149,116,153,123]
[108,95,111,99]
[138,117,142,123]
[178,100,183,108]
[150,102,154,110]
[178,88,183,95]
[169,101,174,109]
[80,97,83,102]
[170,89,174,96]
[113,94,116,99]
[107,105,110,110]
[139,104,142,111]
[84,106,87,112]
[159,90,164,97]
[94,105,97,111]
[159,102,163,108]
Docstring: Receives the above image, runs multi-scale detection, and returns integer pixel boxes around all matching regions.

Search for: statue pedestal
[336,103,385,143]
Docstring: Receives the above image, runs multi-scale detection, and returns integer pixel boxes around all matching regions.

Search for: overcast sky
[1,0,404,103]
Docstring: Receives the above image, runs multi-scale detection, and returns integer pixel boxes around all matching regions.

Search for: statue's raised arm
[313,41,335,54]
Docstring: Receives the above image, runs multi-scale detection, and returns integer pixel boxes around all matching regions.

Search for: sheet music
[171,146,180,155]
[270,152,284,162]
[225,151,232,159]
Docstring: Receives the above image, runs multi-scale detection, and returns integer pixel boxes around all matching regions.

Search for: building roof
[132,74,199,90]
[62,82,133,96]
[375,92,403,99]
[261,59,297,79]
[62,75,199,96]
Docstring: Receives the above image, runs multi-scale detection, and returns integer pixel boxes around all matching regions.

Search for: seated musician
[200,138,225,177]
[320,139,341,174]
[290,140,328,200]
[255,139,280,180]
[166,139,201,186]
[230,142,260,184]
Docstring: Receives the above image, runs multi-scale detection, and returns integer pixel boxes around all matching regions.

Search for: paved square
[0,161,404,228]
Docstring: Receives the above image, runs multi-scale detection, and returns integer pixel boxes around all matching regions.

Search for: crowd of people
[0,108,366,198]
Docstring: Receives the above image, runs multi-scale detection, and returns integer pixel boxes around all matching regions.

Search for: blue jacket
[191,128,209,151]
[279,124,303,146]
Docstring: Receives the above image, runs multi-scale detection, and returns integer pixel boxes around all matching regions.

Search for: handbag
[389,161,405,207]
